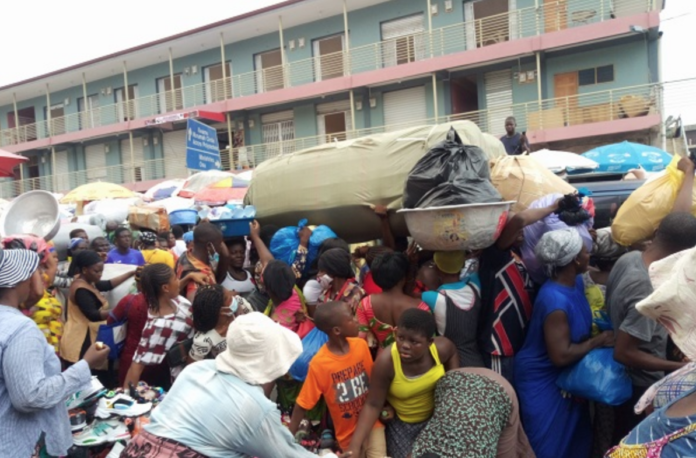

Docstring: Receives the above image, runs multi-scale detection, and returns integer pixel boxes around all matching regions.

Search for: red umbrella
[193,177,249,206]
[0,149,28,177]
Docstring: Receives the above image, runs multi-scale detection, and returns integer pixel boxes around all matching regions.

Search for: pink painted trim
[528,114,661,144]
[3,12,659,153]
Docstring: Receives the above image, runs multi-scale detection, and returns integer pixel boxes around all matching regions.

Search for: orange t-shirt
[296,337,381,450]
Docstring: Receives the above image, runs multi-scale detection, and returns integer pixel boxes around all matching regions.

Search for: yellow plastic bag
[611,156,695,246]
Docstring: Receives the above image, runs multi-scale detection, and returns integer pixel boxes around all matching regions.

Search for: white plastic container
[397,201,515,251]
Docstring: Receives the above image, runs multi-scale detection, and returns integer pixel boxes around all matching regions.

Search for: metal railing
[0,75,687,199]
[0,0,656,148]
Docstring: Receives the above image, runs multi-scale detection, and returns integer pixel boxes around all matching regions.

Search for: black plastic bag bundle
[403,127,502,209]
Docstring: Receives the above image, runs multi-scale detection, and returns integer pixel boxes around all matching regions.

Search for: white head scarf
[215,312,302,385]
[534,228,584,278]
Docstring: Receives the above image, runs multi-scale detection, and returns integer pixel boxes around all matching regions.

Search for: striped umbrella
[193,177,250,206]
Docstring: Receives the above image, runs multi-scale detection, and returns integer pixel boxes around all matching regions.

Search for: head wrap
[3,235,51,265]
[216,312,302,385]
[534,228,584,277]
[183,231,194,243]
[72,250,104,271]
[0,249,40,288]
[140,231,158,246]
[262,260,296,302]
[318,248,354,279]
[433,251,466,275]
[69,237,86,251]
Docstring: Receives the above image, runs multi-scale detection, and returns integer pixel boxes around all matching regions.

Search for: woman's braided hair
[192,284,225,333]
[140,263,173,313]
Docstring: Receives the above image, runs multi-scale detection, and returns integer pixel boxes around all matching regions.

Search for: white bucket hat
[215,312,302,385]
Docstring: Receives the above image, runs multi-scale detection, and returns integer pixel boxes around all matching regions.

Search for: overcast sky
[0,1,693,119]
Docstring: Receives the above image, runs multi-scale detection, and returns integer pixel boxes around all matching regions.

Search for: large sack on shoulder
[611,156,695,246]
[490,156,576,213]
[245,121,502,243]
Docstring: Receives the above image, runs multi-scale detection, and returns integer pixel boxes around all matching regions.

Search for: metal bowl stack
[0,190,61,241]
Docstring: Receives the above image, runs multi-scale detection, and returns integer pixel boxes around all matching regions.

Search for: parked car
[568,173,645,229]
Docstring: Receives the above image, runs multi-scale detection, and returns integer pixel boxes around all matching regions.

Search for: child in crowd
[289,301,386,457]
[189,285,251,362]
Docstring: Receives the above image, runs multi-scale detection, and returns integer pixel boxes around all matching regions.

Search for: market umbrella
[144,179,186,201]
[60,182,137,204]
[530,149,599,174]
[581,141,672,173]
[193,177,250,206]
[0,148,28,177]
[178,170,234,198]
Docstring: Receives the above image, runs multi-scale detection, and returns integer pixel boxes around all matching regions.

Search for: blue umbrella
[581,141,672,173]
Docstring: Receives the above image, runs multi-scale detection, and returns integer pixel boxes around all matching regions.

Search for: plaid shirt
[133,297,193,368]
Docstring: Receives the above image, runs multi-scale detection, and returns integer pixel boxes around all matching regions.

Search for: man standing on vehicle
[500,116,531,155]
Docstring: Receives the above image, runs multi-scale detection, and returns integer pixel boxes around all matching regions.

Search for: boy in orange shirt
[290,301,386,457]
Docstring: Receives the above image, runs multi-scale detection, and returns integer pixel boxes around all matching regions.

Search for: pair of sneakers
[96,391,152,419]
[66,376,107,411]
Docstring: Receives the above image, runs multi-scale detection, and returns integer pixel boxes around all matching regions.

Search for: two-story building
[0,0,668,197]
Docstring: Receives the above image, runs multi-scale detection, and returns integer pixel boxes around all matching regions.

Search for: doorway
[451,76,479,118]
[44,104,65,136]
[255,49,284,93]
[554,71,579,125]
[7,107,37,142]
[157,75,183,113]
[314,35,345,81]
[544,0,568,32]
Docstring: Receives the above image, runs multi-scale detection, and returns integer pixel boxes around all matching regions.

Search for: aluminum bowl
[1,190,61,241]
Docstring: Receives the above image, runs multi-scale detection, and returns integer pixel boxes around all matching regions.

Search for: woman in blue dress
[515,228,614,458]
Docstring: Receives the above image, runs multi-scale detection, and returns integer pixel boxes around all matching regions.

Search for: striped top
[0,305,91,457]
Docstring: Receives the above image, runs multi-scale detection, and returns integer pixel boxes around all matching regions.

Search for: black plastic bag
[403,127,502,209]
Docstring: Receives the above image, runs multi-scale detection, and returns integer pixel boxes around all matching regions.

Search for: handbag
[97,295,136,360]
[166,338,193,368]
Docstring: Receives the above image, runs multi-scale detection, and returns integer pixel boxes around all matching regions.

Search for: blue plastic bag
[289,327,329,382]
[270,219,337,275]
[556,348,632,406]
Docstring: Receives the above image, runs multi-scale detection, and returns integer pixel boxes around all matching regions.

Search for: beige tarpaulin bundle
[245,121,505,243]
[637,247,696,361]
[489,155,576,213]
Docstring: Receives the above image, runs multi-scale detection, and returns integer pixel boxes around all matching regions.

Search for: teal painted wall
[545,40,651,98]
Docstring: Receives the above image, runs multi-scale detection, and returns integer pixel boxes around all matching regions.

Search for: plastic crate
[169,209,198,226]
[211,218,253,237]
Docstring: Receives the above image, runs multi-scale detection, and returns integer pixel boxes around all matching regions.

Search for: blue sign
[186,118,221,171]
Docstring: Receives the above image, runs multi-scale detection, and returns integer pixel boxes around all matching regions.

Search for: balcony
[1,76,686,200]
[0,0,658,150]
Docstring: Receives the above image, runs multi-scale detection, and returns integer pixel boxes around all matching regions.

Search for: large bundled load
[245,121,505,243]
[611,156,696,246]
[490,155,577,213]
[128,206,169,233]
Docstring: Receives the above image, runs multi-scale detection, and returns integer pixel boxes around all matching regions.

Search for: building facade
[0,0,666,197]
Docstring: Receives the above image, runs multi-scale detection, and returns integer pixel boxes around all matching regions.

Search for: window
[578,65,614,86]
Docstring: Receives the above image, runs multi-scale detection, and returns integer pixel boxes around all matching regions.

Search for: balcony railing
[0,0,657,148]
[1,76,685,200]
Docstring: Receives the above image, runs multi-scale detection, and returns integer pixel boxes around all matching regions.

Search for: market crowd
[3,158,696,458]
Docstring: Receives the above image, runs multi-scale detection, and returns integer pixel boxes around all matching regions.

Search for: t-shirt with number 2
[295,337,381,450]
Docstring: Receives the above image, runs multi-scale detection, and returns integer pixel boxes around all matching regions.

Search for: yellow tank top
[387,342,445,423]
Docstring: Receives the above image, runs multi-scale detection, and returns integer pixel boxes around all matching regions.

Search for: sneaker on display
[66,377,107,410]
[96,393,152,419]
[72,420,130,447]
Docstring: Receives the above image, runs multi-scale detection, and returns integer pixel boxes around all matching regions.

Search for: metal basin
[397,201,515,251]
[1,191,61,241]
